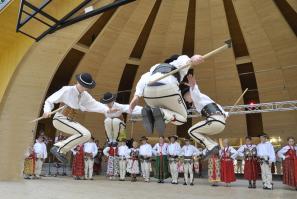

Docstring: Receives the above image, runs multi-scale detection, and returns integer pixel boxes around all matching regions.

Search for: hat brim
[168,135,178,140]
[76,74,96,89]
[258,134,268,137]
[99,95,117,104]
[140,137,148,141]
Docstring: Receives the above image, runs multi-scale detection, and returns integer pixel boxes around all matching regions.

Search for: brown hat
[168,135,178,141]
[258,133,268,138]
[140,136,148,141]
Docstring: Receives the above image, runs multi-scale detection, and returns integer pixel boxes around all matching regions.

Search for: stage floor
[0,176,296,199]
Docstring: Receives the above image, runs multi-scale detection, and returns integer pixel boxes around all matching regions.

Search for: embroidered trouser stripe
[188,115,226,150]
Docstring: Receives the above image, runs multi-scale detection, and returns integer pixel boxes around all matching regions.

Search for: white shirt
[237,144,257,157]
[139,143,153,157]
[33,141,47,159]
[84,142,98,158]
[277,145,297,160]
[180,144,200,157]
[256,141,276,163]
[219,146,238,160]
[168,142,181,156]
[191,84,226,114]
[43,85,108,113]
[152,143,168,156]
[118,145,130,158]
[134,55,191,97]
[104,102,142,118]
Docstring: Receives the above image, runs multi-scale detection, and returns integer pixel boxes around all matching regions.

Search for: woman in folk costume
[153,136,170,183]
[237,136,259,188]
[103,142,120,180]
[129,54,204,135]
[220,139,238,186]
[23,146,36,179]
[203,148,220,186]
[71,144,84,180]
[100,92,142,144]
[42,73,108,164]
[182,74,227,158]
[127,141,140,182]
[277,137,297,190]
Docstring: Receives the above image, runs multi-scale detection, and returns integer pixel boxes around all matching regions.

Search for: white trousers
[84,157,94,179]
[141,161,151,181]
[143,83,187,125]
[188,115,225,150]
[104,118,126,143]
[260,162,273,188]
[183,162,194,184]
[169,161,179,183]
[119,159,127,180]
[35,159,43,177]
[53,112,91,154]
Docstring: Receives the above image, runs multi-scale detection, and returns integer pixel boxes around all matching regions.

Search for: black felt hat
[75,73,96,89]
[100,92,117,104]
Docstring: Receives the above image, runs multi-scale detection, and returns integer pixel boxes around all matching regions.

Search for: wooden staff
[148,39,232,85]
[29,105,66,123]
[228,88,248,115]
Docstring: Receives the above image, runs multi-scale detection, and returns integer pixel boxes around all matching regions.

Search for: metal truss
[16,0,136,41]
[130,100,297,121]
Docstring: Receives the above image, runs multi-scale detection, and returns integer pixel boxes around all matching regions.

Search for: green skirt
[154,155,170,180]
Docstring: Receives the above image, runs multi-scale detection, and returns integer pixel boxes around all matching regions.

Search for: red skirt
[220,159,236,183]
[282,158,297,188]
[244,159,259,181]
[72,154,84,177]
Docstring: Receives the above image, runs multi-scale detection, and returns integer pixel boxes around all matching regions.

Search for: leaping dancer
[129,54,204,135]
[129,40,232,135]
[42,73,108,164]
[182,74,227,156]
[99,92,142,145]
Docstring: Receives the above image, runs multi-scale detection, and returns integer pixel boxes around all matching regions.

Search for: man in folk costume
[127,141,140,182]
[42,73,108,164]
[71,144,84,180]
[237,136,259,188]
[84,137,98,180]
[203,148,221,186]
[180,138,200,186]
[152,136,170,183]
[100,92,142,144]
[277,137,297,190]
[33,136,48,179]
[220,138,238,186]
[182,74,227,157]
[129,54,204,135]
[93,140,103,175]
[118,139,130,181]
[257,133,276,190]
[168,135,181,184]
[23,146,36,179]
[139,136,153,182]
[103,142,120,180]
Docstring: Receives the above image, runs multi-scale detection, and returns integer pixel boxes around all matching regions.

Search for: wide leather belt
[201,103,223,118]
[60,106,78,121]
